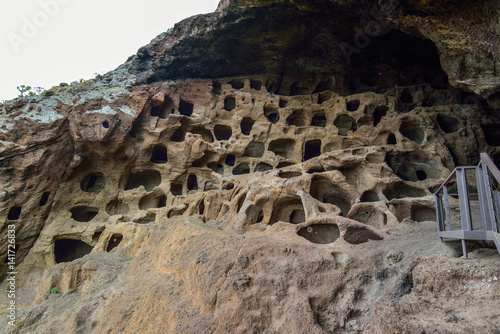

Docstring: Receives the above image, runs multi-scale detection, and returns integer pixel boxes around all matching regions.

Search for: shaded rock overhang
[129,0,500,100]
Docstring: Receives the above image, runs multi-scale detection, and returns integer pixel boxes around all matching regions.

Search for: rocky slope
[0,0,499,333]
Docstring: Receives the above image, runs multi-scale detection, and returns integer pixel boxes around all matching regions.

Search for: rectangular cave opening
[178,99,194,117]
[54,239,93,263]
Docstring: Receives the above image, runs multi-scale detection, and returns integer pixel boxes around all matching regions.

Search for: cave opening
[225,154,236,166]
[246,205,264,224]
[264,105,280,123]
[311,113,327,127]
[298,224,340,244]
[334,114,357,136]
[151,96,175,118]
[151,145,168,164]
[170,126,186,142]
[310,176,351,215]
[7,206,22,220]
[106,199,129,216]
[39,192,50,206]
[436,114,460,134]
[250,79,262,90]
[106,234,123,252]
[482,124,500,147]
[229,79,245,89]
[399,121,424,144]
[349,30,449,93]
[240,117,255,135]
[303,140,322,161]
[214,124,233,141]
[81,173,105,193]
[346,100,360,112]
[269,139,295,159]
[139,192,167,210]
[270,197,305,225]
[121,170,161,192]
[190,127,214,143]
[233,163,250,175]
[187,174,199,191]
[244,142,265,158]
[170,182,183,196]
[54,239,93,263]
[70,206,99,222]
[373,106,388,126]
[224,96,236,111]
[286,109,308,127]
[178,99,194,117]
[256,162,273,172]
[360,190,379,202]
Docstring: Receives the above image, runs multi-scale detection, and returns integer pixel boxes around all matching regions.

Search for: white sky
[0,0,220,101]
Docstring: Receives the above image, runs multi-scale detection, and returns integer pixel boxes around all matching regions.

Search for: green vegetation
[50,287,59,294]
[42,90,56,98]
[59,82,69,87]
[17,85,32,97]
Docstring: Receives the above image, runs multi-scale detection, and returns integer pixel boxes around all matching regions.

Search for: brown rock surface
[0,0,499,333]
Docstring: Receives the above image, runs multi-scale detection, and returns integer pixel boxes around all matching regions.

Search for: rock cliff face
[1,1,499,333]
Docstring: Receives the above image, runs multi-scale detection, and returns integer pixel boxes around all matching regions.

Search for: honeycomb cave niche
[298,224,340,244]
[81,173,105,193]
[121,170,161,192]
[70,206,99,222]
[106,234,123,252]
[54,239,93,263]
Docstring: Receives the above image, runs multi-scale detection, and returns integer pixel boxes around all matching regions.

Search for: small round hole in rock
[39,192,50,206]
[102,121,109,128]
[387,133,397,145]
[7,206,22,220]
[416,170,427,181]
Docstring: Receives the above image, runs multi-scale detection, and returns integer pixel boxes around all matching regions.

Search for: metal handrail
[435,153,500,258]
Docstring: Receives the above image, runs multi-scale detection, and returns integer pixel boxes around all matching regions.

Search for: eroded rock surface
[1,0,499,333]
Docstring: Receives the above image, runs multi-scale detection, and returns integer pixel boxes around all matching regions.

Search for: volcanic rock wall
[1,0,499,333]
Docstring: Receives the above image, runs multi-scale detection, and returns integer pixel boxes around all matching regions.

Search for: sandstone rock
[0,0,499,333]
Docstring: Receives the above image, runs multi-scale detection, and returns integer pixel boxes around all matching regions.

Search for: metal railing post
[443,185,451,231]
[476,163,493,231]
[456,168,472,232]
